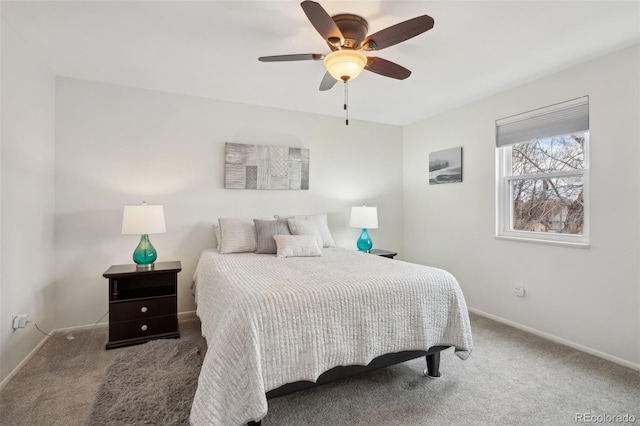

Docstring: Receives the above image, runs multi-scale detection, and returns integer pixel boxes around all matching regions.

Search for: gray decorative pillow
[254,218,291,254]
[218,218,257,254]
[287,218,323,249]
[274,235,322,258]
[293,213,336,247]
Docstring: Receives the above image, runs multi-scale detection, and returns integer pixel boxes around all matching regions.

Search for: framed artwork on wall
[224,142,309,190]
[429,147,463,185]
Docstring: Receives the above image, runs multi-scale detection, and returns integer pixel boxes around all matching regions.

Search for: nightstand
[369,249,398,259]
[103,261,181,350]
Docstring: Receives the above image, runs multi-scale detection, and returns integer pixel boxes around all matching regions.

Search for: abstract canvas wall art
[224,142,310,190]
[429,147,463,185]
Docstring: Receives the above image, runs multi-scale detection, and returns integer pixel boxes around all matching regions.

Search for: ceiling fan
[258,1,435,92]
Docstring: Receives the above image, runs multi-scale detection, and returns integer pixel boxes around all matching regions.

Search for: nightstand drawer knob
[141,325,148,331]
[140,307,148,313]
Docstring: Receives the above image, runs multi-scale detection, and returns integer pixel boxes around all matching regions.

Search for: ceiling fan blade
[319,71,338,91]
[362,15,434,51]
[365,57,412,80]
[300,1,344,46]
[259,53,324,62]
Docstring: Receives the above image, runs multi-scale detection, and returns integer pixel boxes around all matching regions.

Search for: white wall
[54,78,403,328]
[0,20,56,383]
[403,45,640,367]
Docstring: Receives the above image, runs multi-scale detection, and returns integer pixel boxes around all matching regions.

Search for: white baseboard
[54,310,198,332]
[54,322,108,333]
[0,334,51,391]
[178,310,197,320]
[468,307,640,372]
[1,309,200,391]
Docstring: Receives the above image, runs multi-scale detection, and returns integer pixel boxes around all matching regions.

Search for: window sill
[495,234,590,249]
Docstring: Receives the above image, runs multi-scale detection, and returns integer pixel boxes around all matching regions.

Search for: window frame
[496,132,590,247]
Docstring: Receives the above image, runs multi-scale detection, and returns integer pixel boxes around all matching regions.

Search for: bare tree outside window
[509,133,586,235]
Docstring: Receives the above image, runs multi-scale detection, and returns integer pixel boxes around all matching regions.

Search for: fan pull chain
[344,80,349,126]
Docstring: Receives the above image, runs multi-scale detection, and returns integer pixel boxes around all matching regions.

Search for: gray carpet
[84,339,201,426]
[1,314,638,426]
[0,317,206,426]
[261,315,640,425]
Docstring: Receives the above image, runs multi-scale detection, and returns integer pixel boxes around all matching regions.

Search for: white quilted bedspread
[190,248,473,426]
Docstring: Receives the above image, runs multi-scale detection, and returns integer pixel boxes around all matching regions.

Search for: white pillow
[218,218,257,254]
[293,213,336,247]
[213,225,221,251]
[287,218,323,249]
[274,235,322,258]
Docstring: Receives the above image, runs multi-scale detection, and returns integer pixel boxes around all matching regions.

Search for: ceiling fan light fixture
[323,50,367,82]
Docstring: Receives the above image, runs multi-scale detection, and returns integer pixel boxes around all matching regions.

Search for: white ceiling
[2,1,639,126]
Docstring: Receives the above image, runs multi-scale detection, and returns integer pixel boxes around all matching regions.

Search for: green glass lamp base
[356,228,373,252]
[132,234,158,266]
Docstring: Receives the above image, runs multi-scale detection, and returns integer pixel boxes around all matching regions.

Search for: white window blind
[496,96,589,147]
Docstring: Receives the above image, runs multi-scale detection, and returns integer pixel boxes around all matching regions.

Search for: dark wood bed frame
[247,345,449,426]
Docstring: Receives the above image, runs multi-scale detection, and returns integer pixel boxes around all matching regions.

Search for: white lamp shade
[349,206,378,229]
[122,204,166,235]
[323,50,367,81]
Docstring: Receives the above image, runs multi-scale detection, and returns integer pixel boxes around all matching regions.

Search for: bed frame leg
[424,352,442,378]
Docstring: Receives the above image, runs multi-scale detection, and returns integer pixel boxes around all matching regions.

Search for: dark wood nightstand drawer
[108,315,178,343]
[109,296,176,322]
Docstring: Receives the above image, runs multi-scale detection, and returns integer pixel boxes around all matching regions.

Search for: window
[496,97,589,246]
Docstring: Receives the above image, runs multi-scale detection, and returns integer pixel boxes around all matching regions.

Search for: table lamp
[122,202,166,268]
[349,205,378,252]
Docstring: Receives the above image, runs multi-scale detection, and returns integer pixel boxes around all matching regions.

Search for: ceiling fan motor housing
[330,14,369,50]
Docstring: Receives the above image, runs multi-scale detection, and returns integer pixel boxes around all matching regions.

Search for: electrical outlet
[514,287,525,297]
[11,314,29,330]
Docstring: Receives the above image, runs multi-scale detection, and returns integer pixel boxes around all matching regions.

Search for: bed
[190,246,473,426]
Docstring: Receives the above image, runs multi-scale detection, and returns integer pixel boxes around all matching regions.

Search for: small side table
[103,261,181,350]
[369,249,397,259]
